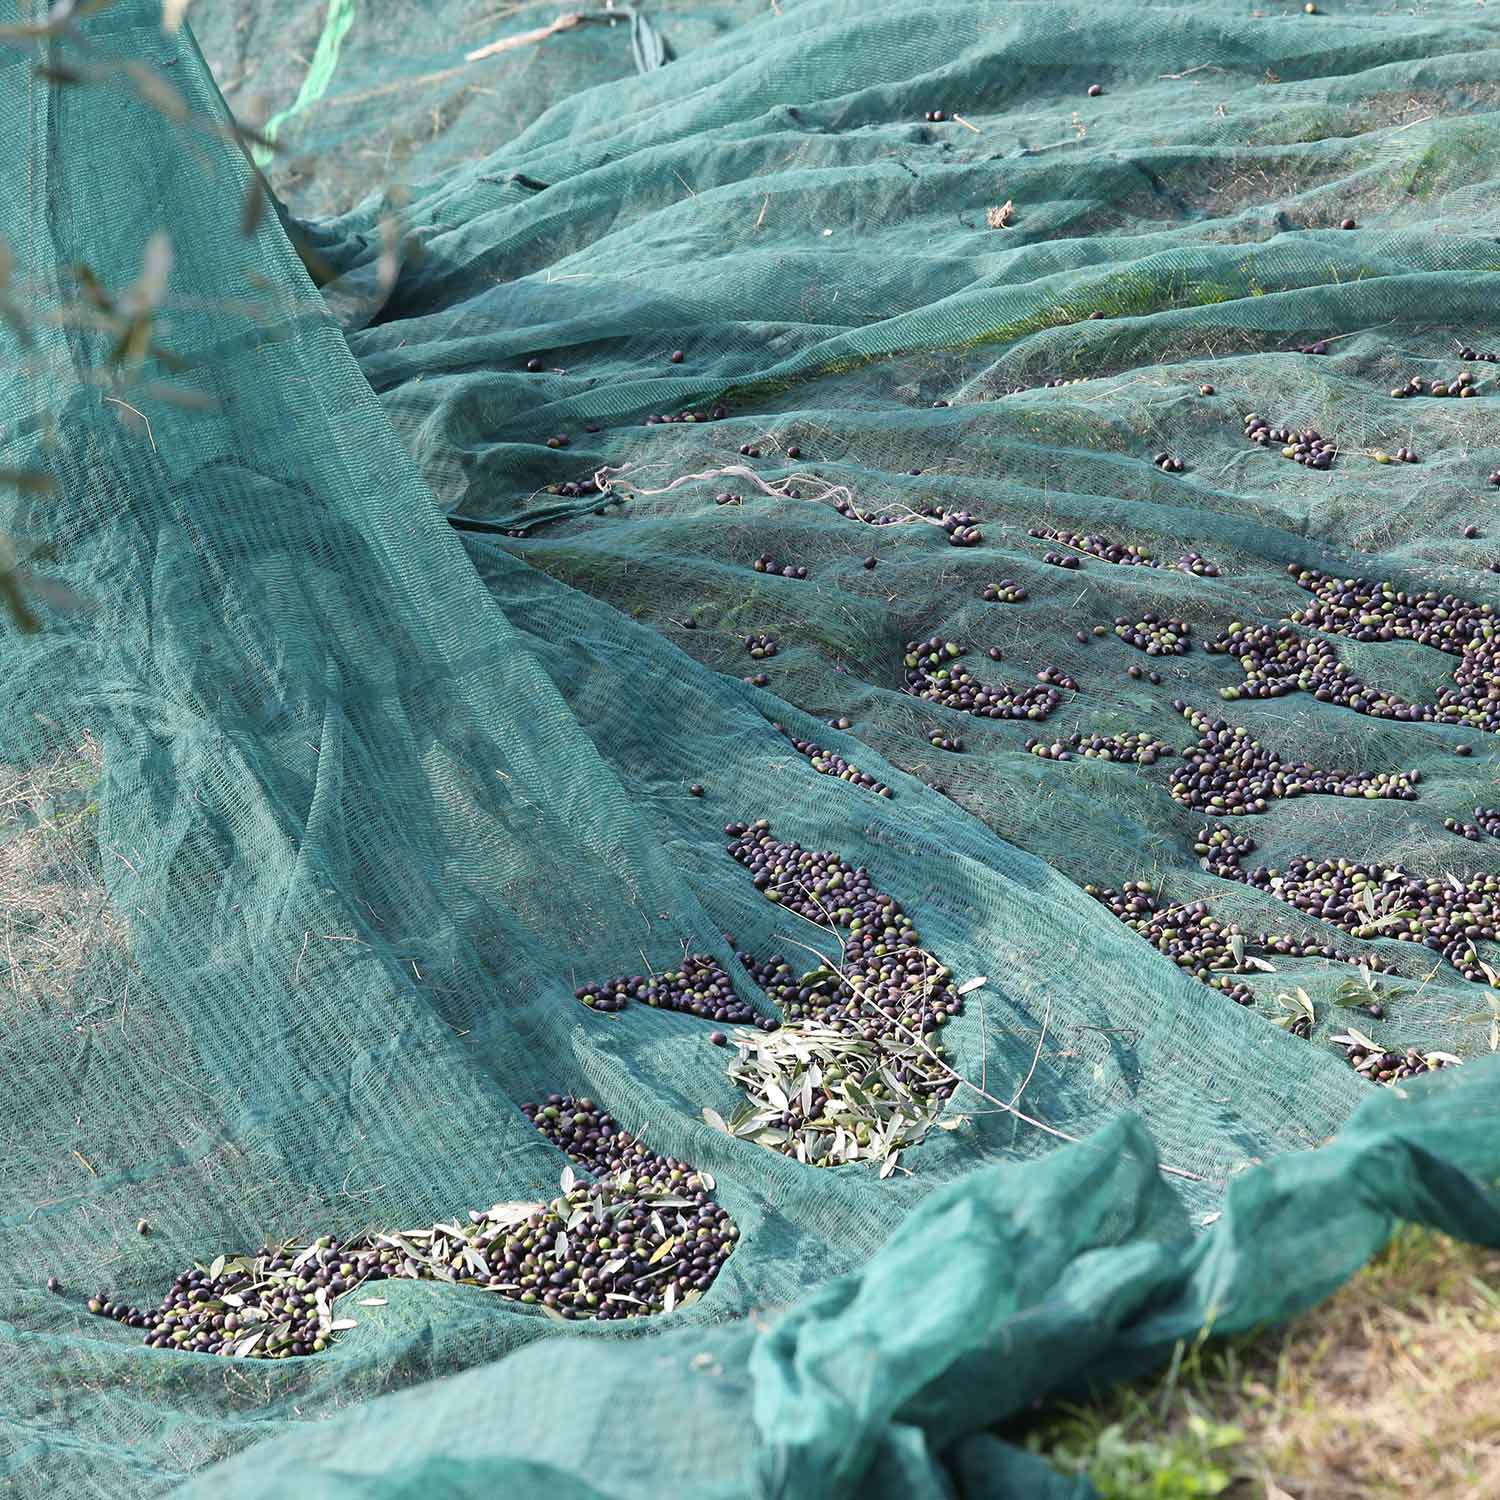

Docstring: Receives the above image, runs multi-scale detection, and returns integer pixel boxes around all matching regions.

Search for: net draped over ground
[4,0,1500,1495]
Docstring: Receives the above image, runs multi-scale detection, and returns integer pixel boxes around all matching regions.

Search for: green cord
[250,0,673,174]
[251,0,357,168]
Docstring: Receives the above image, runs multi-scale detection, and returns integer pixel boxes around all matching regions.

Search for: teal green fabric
[4,0,1500,1496]
[170,1083,1500,1499]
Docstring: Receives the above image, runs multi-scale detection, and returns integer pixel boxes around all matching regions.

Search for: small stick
[103,397,156,450]
[978,998,988,1094]
[775,893,1206,1182]
[1008,994,1051,1109]
[598,463,951,536]
[3,928,19,1002]
[951,114,981,134]
[1159,64,1227,80]
[465,12,582,63]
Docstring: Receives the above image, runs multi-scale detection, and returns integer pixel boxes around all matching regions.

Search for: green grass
[1400,124,1496,198]
[1037,1411,1246,1498]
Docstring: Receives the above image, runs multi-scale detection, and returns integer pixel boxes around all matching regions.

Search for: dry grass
[0,732,130,1011]
[1027,1225,1500,1498]
[1242,1228,1500,1498]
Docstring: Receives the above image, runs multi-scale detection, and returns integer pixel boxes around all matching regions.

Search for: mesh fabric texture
[4,1,1500,1496]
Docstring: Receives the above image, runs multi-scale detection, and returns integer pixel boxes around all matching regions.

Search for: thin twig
[772,898,1206,1183]
[1307,327,1376,347]
[465,11,582,62]
[3,928,19,1002]
[951,114,981,134]
[785,926,1085,1141]
[978,997,988,1095]
[1008,994,1051,1109]
[1159,64,1227,80]
[103,397,156,450]
[595,462,943,531]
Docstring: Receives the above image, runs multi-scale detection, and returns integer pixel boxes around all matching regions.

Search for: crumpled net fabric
[4,1,1500,1496]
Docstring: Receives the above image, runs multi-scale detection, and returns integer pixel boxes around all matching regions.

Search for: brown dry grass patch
[1026,1226,1500,1498]
[1243,1228,1500,1498]
[0,732,130,1011]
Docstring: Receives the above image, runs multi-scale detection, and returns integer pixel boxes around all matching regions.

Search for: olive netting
[5,0,1500,1495]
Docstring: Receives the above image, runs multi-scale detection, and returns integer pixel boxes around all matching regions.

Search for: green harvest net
[6,0,1500,1494]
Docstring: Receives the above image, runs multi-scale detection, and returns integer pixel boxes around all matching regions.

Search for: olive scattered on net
[574,954,771,1026]
[80,1097,740,1354]
[775,724,895,798]
[1167,703,1419,815]
[716,820,966,1169]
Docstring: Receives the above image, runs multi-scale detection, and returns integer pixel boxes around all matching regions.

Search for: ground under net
[189,0,769,220]
[4,0,1500,1496]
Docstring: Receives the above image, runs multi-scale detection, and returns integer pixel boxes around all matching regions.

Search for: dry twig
[466,11,583,63]
[770,885,1207,1182]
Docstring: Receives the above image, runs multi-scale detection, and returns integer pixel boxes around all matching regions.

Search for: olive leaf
[1269,987,1315,1029]
[127,232,173,315]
